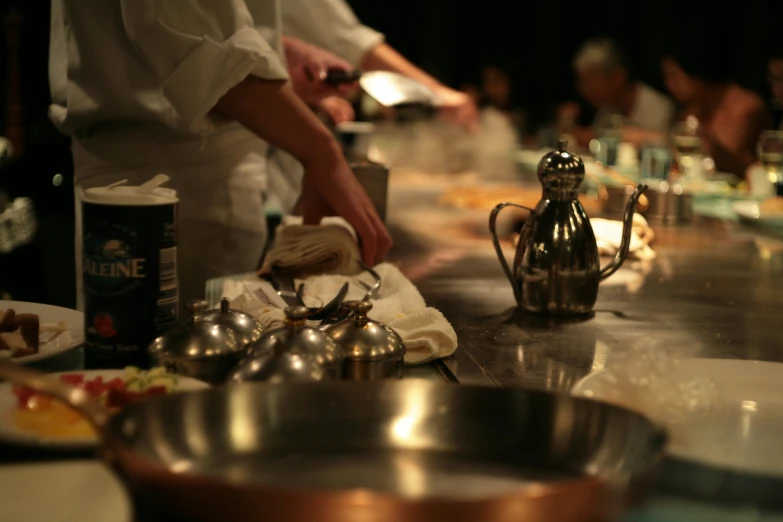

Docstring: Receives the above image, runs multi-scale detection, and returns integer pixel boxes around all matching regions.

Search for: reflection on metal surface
[183,396,209,458]
[741,400,758,413]
[591,341,609,372]
[229,389,256,452]
[391,451,428,498]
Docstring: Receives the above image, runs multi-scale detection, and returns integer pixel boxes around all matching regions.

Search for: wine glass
[670,116,704,179]
[757,131,783,187]
[591,112,624,166]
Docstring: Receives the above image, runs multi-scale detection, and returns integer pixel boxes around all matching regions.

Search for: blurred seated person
[566,38,675,147]
[662,41,771,177]
[479,65,525,138]
[768,39,783,129]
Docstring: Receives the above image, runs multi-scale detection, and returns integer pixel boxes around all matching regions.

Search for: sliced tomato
[105,388,132,408]
[105,378,125,391]
[83,377,107,396]
[142,386,168,396]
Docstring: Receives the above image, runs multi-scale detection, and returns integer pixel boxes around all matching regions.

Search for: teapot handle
[489,202,535,304]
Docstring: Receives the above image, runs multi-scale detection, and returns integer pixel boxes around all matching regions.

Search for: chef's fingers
[319,97,355,125]
[357,223,377,267]
[305,62,327,82]
[357,207,392,266]
[336,82,360,97]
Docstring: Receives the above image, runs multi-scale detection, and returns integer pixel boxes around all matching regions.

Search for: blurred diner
[768,38,783,129]
[566,38,676,149]
[479,65,526,140]
[661,38,771,177]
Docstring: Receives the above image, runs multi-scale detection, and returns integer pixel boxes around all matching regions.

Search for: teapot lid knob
[347,300,373,316]
[219,298,230,313]
[284,306,310,324]
[537,139,585,194]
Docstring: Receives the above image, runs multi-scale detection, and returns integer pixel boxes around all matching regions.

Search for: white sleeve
[281,0,385,67]
[120,0,289,133]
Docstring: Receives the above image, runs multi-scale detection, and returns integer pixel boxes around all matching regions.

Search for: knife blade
[265,272,300,307]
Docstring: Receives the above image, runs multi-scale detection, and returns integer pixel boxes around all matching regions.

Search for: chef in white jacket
[258,0,479,213]
[50,0,390,307]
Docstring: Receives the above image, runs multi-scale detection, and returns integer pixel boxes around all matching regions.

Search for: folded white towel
[223,263,458,365]
[258,216,362,277]
[591,214,656,261]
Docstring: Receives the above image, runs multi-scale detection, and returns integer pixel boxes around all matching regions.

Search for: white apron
[73,123,269,311]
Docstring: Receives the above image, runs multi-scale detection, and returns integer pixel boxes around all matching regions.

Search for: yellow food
[440,185,602,214]
[14,396,96,439]
[11,367,178,440]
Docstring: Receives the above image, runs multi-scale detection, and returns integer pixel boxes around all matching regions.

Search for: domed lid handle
[284,306,310,326]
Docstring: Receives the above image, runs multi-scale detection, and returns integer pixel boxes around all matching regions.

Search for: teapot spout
[599,184,648,281]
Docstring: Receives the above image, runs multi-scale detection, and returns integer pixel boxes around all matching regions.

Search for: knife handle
[324,68,361,85]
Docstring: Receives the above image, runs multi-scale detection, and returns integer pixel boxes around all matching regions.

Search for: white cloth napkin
[223,263,458,365]
[591,214,656,260]
[258,216,362,277]
[0,197,37,254]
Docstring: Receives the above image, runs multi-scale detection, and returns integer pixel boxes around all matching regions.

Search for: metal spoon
[253,282,348,321]
[357,261,382,301]
[301,282,349,321]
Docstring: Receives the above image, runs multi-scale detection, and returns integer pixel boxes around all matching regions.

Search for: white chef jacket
[50,0,290,307]
[49,0,289,137]
[254,0,385,214]
[277,0,385,67]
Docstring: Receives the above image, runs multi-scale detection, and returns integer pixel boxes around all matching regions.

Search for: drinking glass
[757,130,783,187]
[592,112,624,166]
[670,116,704,179]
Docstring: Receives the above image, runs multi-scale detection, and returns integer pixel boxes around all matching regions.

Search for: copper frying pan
[0,364,665,522]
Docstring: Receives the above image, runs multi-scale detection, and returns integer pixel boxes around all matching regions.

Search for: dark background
[0,0,781,307]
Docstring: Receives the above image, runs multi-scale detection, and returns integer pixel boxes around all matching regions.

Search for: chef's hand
[298,143,392,266]
[316,96,356,125]
[283,36,358,104]
[432,85,479,132]
[213,78,389,265]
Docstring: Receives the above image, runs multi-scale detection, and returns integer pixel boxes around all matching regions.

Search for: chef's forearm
[214,76,340,168]
[360,43,441,90]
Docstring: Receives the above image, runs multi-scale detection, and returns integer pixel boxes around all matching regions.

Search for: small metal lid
[537,140,585,192]
[325,301,405,362]
[195,298,265,349]
[148,321,241,360]
[228,306,343,383]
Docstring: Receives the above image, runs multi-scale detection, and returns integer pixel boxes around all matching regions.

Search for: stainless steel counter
[387,179,783,391]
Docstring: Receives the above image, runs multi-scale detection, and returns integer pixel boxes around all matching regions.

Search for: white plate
[732,200,783,226]
[0,369,209,449]
[0,461,132,522]
[572,359,783,475]
[0,300,84,364]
